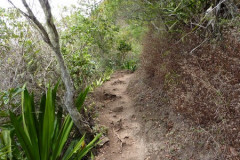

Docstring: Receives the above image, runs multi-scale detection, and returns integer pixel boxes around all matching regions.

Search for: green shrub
[0,88,23,119]
[117,40,132,53]
[122,60,137,72]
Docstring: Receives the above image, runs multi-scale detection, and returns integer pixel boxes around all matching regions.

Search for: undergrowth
[141,25,240,158]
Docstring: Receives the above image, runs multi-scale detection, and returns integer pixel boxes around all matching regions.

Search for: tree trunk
[8,0,91,134]
[52,47,91,134]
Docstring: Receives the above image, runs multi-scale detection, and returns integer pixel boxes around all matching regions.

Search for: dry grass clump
[141,28,240,158]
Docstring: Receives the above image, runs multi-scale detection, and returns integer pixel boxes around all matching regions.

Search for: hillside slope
[127,27,240,159]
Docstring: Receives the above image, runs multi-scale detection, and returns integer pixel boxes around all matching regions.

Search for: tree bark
[52,46,91,134]
[8,0,91,134]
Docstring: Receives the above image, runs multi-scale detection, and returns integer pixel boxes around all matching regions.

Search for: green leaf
[77,134,102,159]
[91,152,94,160]
[21,89,40,160]
[61,140,78,160]
[0,129,12,160]
[9,112,34,160]
[52,80,60,103]
[12,88,23,97]
[62,135,86,160]
[38,93,46,151]
[41,87,55,160]
[0,146,10,158]
[52,115,73,160]
[76,87,89,112]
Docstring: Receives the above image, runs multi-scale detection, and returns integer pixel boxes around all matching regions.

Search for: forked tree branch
[8,0,51,45]
[8,0,91,134]
[38,0,59,48]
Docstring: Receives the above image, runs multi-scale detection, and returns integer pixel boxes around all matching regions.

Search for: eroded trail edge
[95,72,146,160]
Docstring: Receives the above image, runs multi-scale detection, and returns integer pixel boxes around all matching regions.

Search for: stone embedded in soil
[112,106,124,112]
[122,142,127,146]
[104,93,117,100]
[111,79,126,85]
[114,119,123,131]
[131,114,136,119]
[98,136,110,147]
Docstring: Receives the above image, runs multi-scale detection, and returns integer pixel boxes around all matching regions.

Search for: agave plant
[9,84,101,160]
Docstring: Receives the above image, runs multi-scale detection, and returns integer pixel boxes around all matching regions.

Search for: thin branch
[191,22,207,29]
[7,0,29,18]
[38,0,59,48]
[8,0,52,45]
[22,0,52,45]
[151,21,165,32]
[11,28,29,86]
[206,0,227,15]
[113,129,123,153]
[190,38,209,54]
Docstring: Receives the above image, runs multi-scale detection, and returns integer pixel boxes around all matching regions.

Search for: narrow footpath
[95,72,146,160]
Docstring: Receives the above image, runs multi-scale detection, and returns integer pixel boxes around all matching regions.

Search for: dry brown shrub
[141,27,240,158]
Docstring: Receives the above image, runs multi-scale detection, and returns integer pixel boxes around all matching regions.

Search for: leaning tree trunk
[38,0,91,134]
[8,0,91,134]
[52,46,91,134]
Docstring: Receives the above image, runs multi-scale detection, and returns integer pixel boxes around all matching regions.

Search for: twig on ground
[198,125,221,150]
[190,38,209,54]
[113,128,123,153]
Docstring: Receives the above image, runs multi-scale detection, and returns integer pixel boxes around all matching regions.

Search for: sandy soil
[95,71,146,160]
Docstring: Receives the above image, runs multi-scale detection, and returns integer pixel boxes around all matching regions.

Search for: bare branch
[7,0,29,18]
[190,38,209,54]
[22,0,52,45]
[38,0,59,48]
[7,0,52,45]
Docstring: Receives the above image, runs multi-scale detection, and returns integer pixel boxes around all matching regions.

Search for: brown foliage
[141,28,240,157]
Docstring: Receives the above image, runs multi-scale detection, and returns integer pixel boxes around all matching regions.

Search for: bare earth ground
[95,71,146,160]
[94,71,229,160]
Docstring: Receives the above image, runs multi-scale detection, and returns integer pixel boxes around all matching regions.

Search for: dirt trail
[95,72,146,160]
[94,71,224,160]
